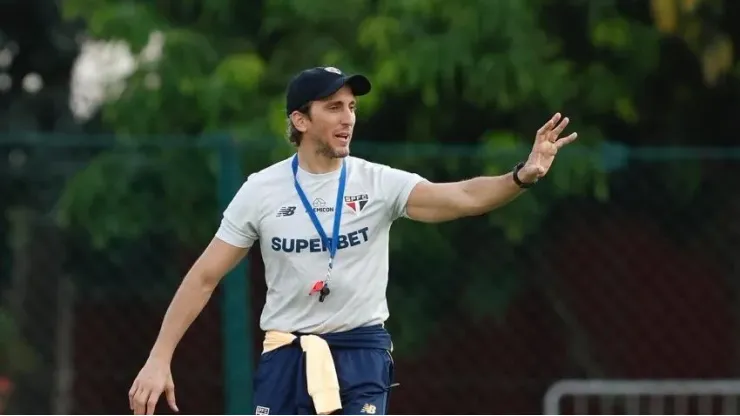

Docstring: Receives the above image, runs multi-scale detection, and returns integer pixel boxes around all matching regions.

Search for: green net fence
[1,133,739,414]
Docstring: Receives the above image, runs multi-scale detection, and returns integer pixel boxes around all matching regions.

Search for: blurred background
[1,0,740,414]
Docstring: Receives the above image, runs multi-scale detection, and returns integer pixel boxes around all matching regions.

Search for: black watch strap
[513,162,536,189]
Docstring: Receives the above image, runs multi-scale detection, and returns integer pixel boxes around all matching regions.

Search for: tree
[55,0,739,354]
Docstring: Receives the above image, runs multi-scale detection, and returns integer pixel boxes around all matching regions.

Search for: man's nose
[340,107,355,125]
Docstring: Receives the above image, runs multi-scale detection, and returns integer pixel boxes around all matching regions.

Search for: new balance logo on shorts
[255,405,270,415]
[361,403,377,414]
[276,206,296,217]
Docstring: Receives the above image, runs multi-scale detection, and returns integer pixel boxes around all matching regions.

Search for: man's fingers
[165,384,179,413]
[146,389,163,415]
[128,381,138,411]
[537,113,561,136]
[556,132,578,148]
[550,112,562,127]
[552,117,570,138]
[133,388,150,415]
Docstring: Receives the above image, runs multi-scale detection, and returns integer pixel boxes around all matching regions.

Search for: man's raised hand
[518,112,578,183]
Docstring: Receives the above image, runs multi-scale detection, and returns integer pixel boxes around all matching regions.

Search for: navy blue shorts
[252,345,395,415]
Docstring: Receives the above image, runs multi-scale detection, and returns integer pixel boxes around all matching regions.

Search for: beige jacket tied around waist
[262,330,341,415]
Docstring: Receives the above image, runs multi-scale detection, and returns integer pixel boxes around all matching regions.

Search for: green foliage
[57,144,219,249]
[56,0,682,354]
[0,309,37,377]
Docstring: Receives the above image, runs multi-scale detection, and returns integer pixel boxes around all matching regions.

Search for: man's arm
[148,174,260,362]
[130,175,260,414]
[405,173,524,223]
[129,237,249,414]
[148,237,248,363]
[404,112,578,224]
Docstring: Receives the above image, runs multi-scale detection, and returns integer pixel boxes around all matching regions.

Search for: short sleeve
[379,165,426,220]
[215,176,261,248]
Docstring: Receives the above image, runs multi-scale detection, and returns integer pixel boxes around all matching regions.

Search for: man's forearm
[149,273,217,363]
[459,173,524,216]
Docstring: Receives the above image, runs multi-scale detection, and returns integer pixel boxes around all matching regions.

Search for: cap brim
[344,74,372,96]
[317,74,372,100]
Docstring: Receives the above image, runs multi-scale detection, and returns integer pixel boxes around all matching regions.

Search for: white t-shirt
[215,154,426,334]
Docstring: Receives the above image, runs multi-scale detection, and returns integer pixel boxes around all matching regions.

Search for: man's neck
[296,146,343,174]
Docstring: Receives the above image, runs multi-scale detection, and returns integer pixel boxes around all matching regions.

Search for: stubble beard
[316,137,349,159]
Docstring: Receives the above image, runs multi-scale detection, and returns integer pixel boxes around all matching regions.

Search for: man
[128,66,577,415]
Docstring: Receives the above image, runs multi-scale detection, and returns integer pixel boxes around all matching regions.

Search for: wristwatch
[512,162,536,189]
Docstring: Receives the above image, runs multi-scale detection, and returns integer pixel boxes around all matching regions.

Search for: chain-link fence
[1,134,739,414]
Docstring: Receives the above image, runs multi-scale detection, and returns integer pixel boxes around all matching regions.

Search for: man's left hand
[517,112,578,183]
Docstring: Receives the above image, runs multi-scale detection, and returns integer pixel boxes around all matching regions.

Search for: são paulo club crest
[344,194,369,214]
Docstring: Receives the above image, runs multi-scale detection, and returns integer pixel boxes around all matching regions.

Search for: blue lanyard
[291,155,347,272]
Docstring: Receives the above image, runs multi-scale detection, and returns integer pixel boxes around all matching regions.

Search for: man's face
[301,85,357,159]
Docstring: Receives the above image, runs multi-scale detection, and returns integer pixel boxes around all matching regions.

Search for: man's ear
[290,110,310,133]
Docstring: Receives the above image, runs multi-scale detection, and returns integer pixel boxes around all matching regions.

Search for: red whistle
[309,280,325,295]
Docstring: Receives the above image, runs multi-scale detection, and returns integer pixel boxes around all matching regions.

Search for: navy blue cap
[285,67,372,115]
